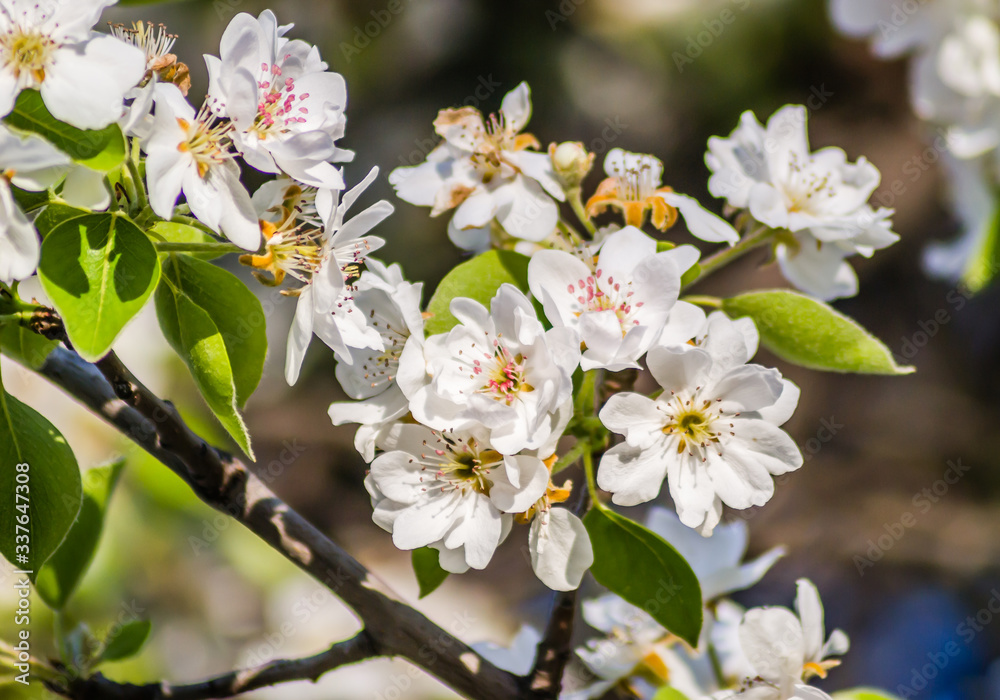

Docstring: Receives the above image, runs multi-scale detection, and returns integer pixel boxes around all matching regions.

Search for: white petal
[598,443,668,506]
[529,508,593,591]
[739,607,805,685]
[662,192,739,245]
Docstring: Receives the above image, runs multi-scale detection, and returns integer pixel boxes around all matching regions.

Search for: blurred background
[3,0,1000,698]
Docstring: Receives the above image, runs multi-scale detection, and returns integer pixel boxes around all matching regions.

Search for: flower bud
[548,141,594,188]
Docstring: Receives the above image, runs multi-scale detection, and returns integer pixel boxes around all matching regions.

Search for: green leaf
[34,204,90,239]
[583,507,703,647]
[0,368,82,579]
[652,689,691,700]
[155,255,261,458]
[832,689,903,700]
[159,254,266,407]
[5,90,125,170]
[98,619,151,664]
[35,459,125,609]
[0,323,58,369]
[424,250,530,335]
[721,289,914,375]
[39,213,161,362]
[961,202,1000,292]
[412,547,449,598]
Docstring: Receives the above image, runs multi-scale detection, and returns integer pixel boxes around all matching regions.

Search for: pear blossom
[144,83,260,250]
[584,149,739,244]
[389,82,565,251]
[205,10,350,189]
[327,259,426,461]
[366,423,550,572]
[528,226,697,371]
[720,579,849,700]
[250,169,392,385]
[0,123,70,283]
[598,313,803,535]
[403,284,580,455]
[0,0,145,130]
[827,0,962,58]
[706,105,898,300]
[568,593,715,700]
[645,507,785,601]
[522,478,593,591]
[472,626,542,676]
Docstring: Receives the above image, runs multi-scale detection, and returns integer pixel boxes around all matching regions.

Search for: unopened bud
[548,141,594,188]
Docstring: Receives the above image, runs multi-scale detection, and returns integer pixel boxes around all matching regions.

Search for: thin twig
[51,632,375,700]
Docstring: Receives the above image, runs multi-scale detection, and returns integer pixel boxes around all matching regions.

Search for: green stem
[582,448,606,511]
[125,142,148,214]
[567,187,597,237]
[154,241,244,254]
[683,226,776,290]
[575,370,598,418]
[170,215,229,240]
[556,219,584,247]
[707,641,726,688]
[551,440,589,475]
[0,311,35,326]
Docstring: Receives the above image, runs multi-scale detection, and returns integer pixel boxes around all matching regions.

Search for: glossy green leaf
[722,290,914,375]
[34,204,89,239]
[0,368,82,579]
[98,620,151,664]
[583,507,703,647]
[159,254,266,407]
[5,90,125,170]
[0,323,58,369]
[412,547,449,598]
[39,213,161,362]
[424,250,530,336]
[155,255,259,458]
[832,689,903,700]
[652,689,691,700]
[35,459,125,609]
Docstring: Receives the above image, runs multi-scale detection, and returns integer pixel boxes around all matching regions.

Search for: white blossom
[205,10,350,189]
[389,82,564,251]
[528,226,697,371]
[706,105,898,300]
[327,259,426,461]
[145,83,260,250]
[585,149,739,244]
[366,423,550,572]
[0,123,70,283]
[828,0,963,58]
[645,507,784,601]
[719,579,849,700]
[271,168,392,385]
[472,626,542,676]
[403,284,579,455]
[0,0,145,129]
[598,313,803,535]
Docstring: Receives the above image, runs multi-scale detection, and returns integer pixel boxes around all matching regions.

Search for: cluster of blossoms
[476,508,850,700]
[828,0,1000,283]
[0,3,904,698]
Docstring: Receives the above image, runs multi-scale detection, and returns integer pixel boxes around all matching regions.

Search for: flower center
[358,311,409,391]
[661,394,722,454]
[252,60,310,136]
[475,345,533,403]
[419,435,502,496]
[784,152,836,213]
[1,29,54,85]
[176,107,235,178]
[614,159,660,202]
[567,268,644,336]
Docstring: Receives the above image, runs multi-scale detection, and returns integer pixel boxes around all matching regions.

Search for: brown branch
[37,346,521,700]
[53,632,376,700]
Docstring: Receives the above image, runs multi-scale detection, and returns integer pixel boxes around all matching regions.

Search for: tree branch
[54,632,376,700]
[36,346,521,700]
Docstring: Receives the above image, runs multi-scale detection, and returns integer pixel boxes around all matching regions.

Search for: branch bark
[55,632,376,700]
[37,346,521,700]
